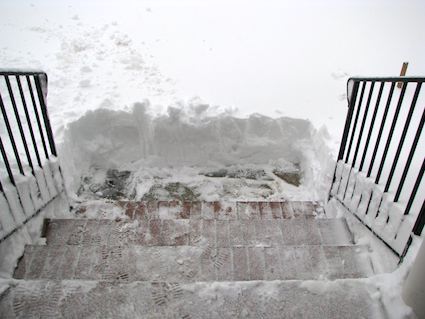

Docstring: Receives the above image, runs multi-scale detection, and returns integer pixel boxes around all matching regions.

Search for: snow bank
[60,101,334,200]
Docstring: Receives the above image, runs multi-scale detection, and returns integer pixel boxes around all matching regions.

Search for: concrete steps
[0,279,385,319]
[1,200,383,318]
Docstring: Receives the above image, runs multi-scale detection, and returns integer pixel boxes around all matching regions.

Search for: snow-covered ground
[1,1,425,318]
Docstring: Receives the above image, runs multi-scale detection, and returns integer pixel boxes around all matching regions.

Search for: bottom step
[0,279,384,318]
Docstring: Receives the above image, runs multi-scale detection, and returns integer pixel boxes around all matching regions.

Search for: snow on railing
[0,70,66,241]
[330,77,425,259]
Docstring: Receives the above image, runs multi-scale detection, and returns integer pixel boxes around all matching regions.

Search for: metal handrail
[0,70,65,241]
[330,76,425,259]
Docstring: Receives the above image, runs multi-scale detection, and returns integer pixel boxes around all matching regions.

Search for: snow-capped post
[403,238,425,318]
[397,62,408,88]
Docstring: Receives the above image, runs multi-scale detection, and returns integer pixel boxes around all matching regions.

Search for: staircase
[0,201,386,318]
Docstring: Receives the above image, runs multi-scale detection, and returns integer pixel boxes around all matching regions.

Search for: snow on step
[14,244,373,282]
[0,279,385,319]
[43,218,353,247]
[80,200,323,220]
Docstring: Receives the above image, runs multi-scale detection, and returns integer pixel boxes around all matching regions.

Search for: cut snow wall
[61,102,329,193]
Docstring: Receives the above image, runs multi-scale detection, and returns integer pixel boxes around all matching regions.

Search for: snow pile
[60,101,334,201]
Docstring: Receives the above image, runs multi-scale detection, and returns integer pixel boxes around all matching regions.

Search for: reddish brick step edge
[75,201,324,221]
[42,218,353,247]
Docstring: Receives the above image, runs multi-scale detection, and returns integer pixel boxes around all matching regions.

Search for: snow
[325,198,424,318]
[58,102,334,201]
[0,192,70,277]
[325,198,399,273]
[1,1,425,317]
[367,236,424,319]
[331,160,423,257]
[0,157,66,241]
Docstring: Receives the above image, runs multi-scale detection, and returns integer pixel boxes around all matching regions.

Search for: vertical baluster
[359,82,384,172]
[385,83,422,192]
[26,75,49,160]
[337,80,360,161]
[16,75,42,168]
[4,75,34,173]
[345,81,366,163]
[34,74,57,156]
[352,81,375,168]
[0,87,24,175]
[0,136,16,185]
[404,158,425,216]
[412,200,425,235]
[395,109,425,202]
[367,82,396,178]
[345,81,366,164]
[375,82,407,184]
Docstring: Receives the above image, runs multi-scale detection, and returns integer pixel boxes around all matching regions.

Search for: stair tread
[0,279,385,319]
[76,200,323,220]
[14,244,373,282]
[44,217,353,247]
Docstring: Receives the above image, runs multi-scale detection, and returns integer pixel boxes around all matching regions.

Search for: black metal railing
[330,77,425,259]
[0,70,65,241]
